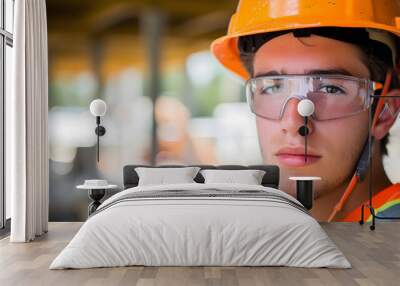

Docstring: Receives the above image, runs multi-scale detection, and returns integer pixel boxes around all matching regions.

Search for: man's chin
[265,157,326,193]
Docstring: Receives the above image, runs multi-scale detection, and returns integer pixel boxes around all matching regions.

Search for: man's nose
[280,98,314,136]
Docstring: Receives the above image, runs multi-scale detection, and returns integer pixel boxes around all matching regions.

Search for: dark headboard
[123,165,280,189]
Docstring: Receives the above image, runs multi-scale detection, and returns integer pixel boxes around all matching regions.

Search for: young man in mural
[211,0,400,222]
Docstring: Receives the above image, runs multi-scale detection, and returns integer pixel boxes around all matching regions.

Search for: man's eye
[261,84,282,94]
[319,85,345,94]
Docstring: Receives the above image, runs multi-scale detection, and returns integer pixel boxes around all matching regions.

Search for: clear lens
[246,75,373,120]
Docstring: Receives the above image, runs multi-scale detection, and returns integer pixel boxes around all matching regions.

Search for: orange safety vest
[340,183,400,222]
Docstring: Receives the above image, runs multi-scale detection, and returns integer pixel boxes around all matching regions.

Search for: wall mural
[47,2,400,223]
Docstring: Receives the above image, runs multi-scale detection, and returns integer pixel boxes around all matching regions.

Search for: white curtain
[8,0,49,242]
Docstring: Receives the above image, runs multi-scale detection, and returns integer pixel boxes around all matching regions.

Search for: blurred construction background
[47,0,264,221]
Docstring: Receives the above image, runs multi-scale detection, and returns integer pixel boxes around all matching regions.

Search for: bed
[50,165,351,269]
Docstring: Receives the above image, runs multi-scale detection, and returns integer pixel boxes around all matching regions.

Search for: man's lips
[275,147,321,167]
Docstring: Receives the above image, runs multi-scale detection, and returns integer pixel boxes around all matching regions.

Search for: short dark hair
[238,28,399,155]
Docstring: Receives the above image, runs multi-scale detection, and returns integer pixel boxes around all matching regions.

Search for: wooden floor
[0,222,399,286]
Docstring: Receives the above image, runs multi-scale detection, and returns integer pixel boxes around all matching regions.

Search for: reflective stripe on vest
[341,183,400,222]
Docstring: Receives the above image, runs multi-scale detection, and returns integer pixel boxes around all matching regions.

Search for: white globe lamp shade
[90,99,107,117]
[297,99,315,117]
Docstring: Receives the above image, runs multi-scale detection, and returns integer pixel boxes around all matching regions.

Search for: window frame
[0,0,14,230]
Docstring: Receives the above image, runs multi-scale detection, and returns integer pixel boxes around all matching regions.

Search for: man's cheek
[256,124,274,162]
[258,136,270,163]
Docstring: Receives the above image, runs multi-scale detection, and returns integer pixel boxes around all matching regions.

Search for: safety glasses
[246,75,379,121]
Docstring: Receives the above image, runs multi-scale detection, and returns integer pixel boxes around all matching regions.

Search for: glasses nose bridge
[279,94,308,119]
[278,79,311,119]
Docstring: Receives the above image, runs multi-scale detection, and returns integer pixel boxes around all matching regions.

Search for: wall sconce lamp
[90,99,107,162]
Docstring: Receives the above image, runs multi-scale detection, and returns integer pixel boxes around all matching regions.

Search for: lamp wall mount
[90,100,107,163]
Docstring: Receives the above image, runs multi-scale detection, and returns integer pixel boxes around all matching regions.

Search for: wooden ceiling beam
[47,0,234,34]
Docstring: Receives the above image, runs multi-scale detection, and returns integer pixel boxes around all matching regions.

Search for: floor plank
[0,222,399,286]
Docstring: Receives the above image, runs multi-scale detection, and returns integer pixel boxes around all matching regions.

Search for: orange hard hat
[211,0,400,79]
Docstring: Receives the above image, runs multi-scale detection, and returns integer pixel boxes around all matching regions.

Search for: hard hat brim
[211,18,400,80]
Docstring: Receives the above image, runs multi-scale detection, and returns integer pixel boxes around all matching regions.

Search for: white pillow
[200,169,266,185]
[135,167,201,186]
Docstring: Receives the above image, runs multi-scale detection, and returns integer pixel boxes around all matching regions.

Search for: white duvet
[50,183,351,269]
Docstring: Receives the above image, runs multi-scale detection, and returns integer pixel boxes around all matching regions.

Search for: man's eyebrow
[254,70,281,77]
[305,69,354,76]
[254,68,354,77]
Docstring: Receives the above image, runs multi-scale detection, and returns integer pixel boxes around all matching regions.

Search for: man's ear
[372,89,400,140]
